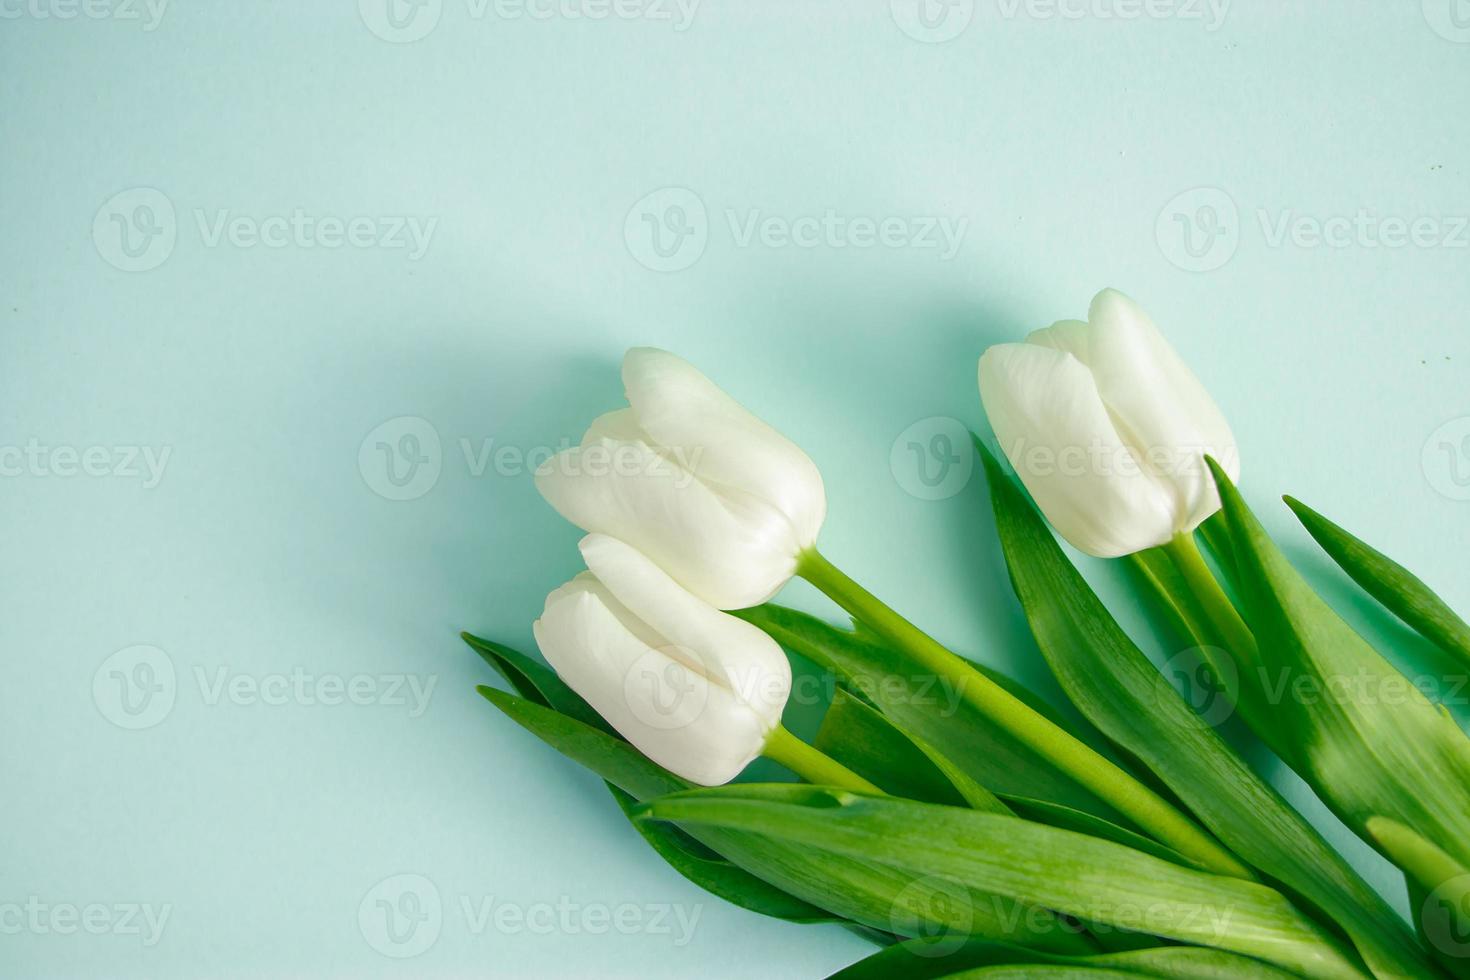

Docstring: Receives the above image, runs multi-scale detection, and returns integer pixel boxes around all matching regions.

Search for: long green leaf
[635,785,1366,979]
[816,689,1001,811]
[738,604,1118,819]
[979,444,1436,980]
[1284,496,1470,667]
[830,938,1301,980]
[480,687,1094,955]
[1209,459,1470,873]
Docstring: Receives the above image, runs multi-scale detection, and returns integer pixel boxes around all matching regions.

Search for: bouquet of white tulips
[466,290,1470,979]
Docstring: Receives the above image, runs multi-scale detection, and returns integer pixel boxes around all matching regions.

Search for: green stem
[762,725,882,793]
[797,548,1251,880]
[1160,532,1259,672]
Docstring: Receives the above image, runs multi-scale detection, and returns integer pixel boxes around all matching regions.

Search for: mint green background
[3,2,1469,977]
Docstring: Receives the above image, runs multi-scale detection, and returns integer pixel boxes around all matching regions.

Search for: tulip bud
[979,289,1239,558]
[535,348,826,609]
[532,533,792,786]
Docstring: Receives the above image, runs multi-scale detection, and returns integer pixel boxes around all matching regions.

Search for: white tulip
[979,288,1240,557]
[535,347,826,610]
[533,533,792,786]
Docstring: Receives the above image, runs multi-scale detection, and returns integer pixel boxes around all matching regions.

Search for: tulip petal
[621,347,826,551]
[535,438,799,609]
[579,533,792,728]
[979,343,1177,557]
[1069,289,1240,532]
[534,587,769,785]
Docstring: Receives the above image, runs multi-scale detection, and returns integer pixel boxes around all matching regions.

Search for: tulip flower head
[535,348,826,610]
[533,533,792,786]
[979,289,1239,557]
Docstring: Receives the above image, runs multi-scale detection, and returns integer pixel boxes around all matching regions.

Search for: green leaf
[1365,817,1470,933]
[605,784,834,922]
[815,689,975,808]
[1209,458,1470,874]
[465,635,845,926]
[1284,496,1470,667]
[829,938,1301,980]
[462,631,612,734]
[979,444,1437,980]
[635,785,1366,980]
[737,604,1118,820]
[479,687,1094,955]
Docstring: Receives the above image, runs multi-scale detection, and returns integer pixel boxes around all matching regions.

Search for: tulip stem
[1160,532,1259,673]
[796,547,1251,880]
[762,725,883,794]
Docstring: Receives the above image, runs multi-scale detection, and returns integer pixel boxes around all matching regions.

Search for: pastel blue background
[3,1,1468,976]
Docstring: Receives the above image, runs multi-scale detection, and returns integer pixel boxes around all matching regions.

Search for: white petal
[534,585,769,785]
[535,438,799,609]
[581,408,645,446]
[579,533,791,729]
[621,347,826,550]
[1074,289,1240,531]
[979,343,1178,557]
